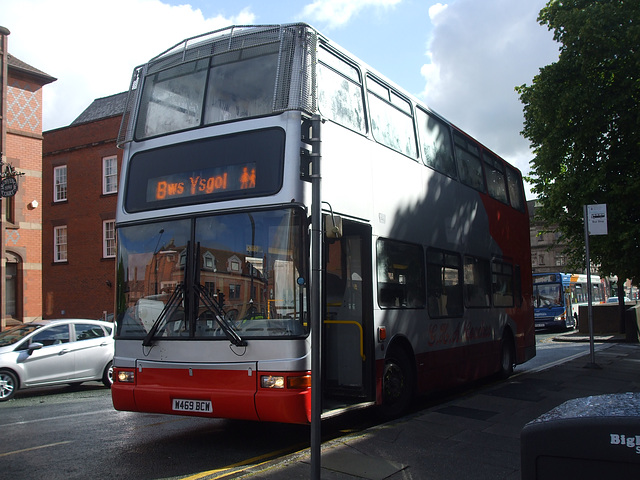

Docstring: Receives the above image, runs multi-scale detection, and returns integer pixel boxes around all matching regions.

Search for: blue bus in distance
[533,273,605,330]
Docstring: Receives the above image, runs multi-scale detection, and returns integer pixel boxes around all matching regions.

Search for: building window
[4,194,15,224]
[54,165,67,202]
[227,255,241,273]
[103,156,118,194]
[203,251,216,270]
[5,259,18,317]
[103,220,116,258]
[229,284,241,299]
[54,225,68,262]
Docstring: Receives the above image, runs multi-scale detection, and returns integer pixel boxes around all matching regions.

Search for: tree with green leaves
[517,0,640,295]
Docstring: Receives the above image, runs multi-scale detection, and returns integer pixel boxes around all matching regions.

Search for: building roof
[8,53,56,85]
[71,92,128,125]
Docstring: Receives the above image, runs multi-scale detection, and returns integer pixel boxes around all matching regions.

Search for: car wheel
[380,348,414,419]
[0,370,18,402]
[102,361,114,388]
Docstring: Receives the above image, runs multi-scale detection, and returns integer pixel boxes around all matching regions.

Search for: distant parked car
[0,319,114,402]
[606,296,632,304]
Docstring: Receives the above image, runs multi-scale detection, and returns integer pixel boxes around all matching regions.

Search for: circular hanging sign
[1,177,18,197]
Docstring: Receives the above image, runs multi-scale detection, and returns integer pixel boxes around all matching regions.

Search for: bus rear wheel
[380,348,413,418]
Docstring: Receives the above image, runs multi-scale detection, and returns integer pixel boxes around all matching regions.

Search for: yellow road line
[181,444,307,480]
[0,440,73,458]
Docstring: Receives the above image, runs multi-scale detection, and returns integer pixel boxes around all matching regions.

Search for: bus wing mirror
[325,214,342,239]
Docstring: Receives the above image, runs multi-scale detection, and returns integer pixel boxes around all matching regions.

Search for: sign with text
[125,127,285,213]
[148,163,256,202]
[587,204,608,235]
[1,177,18,197]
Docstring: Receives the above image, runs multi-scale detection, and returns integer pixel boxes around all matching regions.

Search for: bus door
[563,286,573,322]
[323,219,374,408]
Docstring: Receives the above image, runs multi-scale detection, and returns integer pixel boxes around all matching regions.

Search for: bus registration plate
[172,399,212,413]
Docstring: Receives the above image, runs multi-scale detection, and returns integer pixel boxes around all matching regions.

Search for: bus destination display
[148,163,256,202]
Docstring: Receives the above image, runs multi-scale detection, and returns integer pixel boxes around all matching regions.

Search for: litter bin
[521,393,640,480]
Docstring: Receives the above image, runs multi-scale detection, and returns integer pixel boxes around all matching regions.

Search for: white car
[0,319,114,402]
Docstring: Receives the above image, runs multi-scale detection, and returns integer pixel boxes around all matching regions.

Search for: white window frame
[54,225,68,262]
[54,165,67,202]
[103,220,116,258]
[102,155,118,195]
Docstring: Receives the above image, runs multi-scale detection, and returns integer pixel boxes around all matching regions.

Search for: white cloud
[1,0,255,130]
[428,3,448,22]
[420,0,559,197]
[300,0,402,30]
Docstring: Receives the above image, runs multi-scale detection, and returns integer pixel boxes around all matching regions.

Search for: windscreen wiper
[194,284,247,347]
[142,283,184,347]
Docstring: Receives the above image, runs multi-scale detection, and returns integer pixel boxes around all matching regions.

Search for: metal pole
[583,205,599,368]
[309,114,322,479]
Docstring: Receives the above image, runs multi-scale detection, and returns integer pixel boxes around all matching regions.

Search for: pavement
[214,338,640,480]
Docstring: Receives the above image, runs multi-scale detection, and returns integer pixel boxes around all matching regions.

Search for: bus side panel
[481,196,536,365]
[255,375,311,424]
[133,366,259,421]
[112,377,136,411]
[415,338,501,394]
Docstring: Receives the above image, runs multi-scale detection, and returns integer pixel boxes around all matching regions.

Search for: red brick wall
[42,115,122,320]
[4,73,45,322]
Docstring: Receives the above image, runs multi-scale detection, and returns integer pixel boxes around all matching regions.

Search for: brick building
[528,199,568,274]
[1,28,56,329]
[42,93,126,320]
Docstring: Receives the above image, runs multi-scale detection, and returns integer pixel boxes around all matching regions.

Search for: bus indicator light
[378,327,387,342]
[287,375,312,389]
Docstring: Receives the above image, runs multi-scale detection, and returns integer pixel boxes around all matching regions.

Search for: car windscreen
[0,324,41,347]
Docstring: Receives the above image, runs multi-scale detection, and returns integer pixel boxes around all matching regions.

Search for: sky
[1,0,559,198]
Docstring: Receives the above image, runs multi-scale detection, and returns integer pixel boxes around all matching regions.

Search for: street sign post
[583,204,607,368]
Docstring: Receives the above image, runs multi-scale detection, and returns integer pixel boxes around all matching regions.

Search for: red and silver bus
[111,23,535,424]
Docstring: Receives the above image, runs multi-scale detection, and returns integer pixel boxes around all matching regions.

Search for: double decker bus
[111,23,535,424]
[533,272,605,330]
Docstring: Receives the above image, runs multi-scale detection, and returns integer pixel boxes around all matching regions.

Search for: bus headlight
[117,370,135,383]
[261,375,285,389]
[260,374,312,389]
[554,314,565,323]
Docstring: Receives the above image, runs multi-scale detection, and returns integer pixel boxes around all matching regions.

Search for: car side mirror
[27,342,44,355]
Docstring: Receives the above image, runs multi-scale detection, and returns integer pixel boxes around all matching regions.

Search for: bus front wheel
[380,348,414,418]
